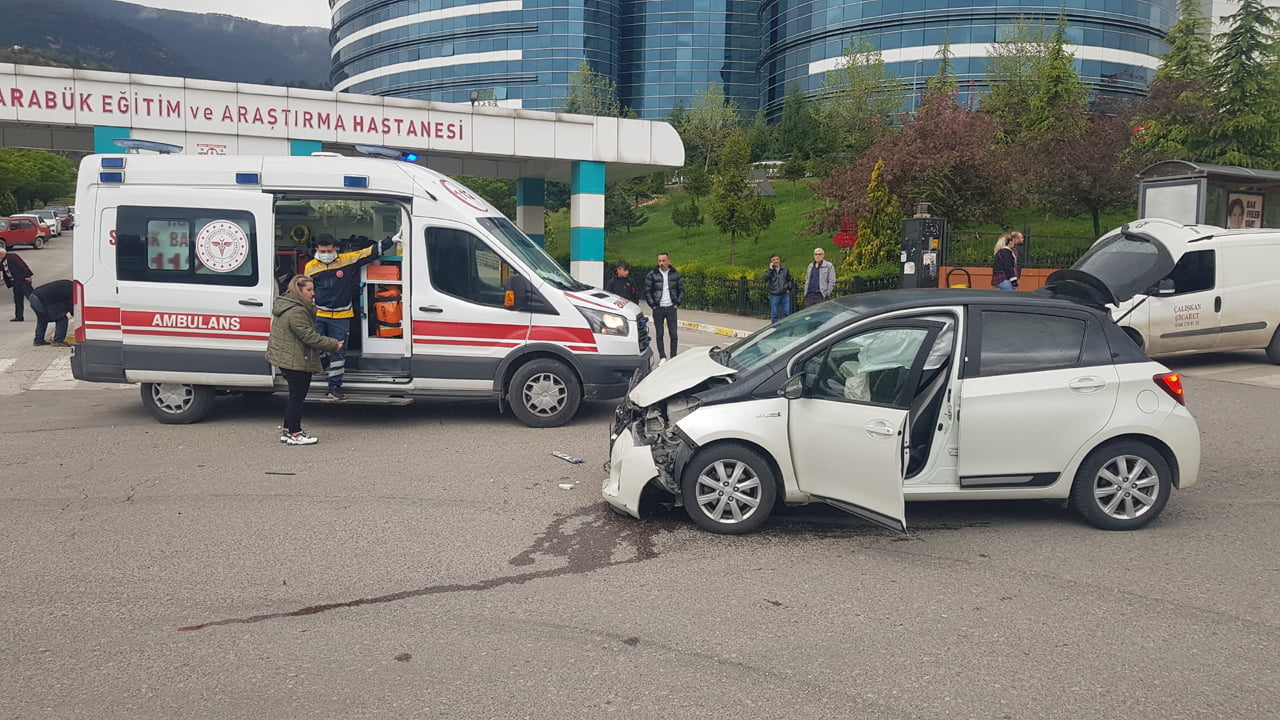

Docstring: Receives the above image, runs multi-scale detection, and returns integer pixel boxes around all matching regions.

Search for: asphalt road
[2,234,1278,719]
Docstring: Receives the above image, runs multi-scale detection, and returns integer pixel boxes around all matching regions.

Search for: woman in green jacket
[266,275,342,445]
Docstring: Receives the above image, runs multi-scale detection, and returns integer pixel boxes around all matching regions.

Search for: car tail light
[73,280,85,344]
[1153,372,1185,405]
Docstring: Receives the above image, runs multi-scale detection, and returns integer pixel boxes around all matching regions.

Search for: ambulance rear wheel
[508,359,581,428]
[141,383,215,424]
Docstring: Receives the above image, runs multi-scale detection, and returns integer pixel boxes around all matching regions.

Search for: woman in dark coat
[265,274,342,445]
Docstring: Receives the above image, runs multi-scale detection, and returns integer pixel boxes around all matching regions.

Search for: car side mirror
[1152,278,1176,296]
[783,373,806,400]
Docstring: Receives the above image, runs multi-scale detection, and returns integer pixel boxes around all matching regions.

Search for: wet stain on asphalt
[178,505,661,632]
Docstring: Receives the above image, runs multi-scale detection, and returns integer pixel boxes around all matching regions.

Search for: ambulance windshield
[479,216,590,291]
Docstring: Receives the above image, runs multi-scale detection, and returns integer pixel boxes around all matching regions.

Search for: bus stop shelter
[1138,160,1280,229]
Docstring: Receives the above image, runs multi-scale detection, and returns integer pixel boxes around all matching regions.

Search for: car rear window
[978,311,1086,376]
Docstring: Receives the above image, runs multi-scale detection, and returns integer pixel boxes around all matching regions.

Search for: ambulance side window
[1164,250,1214,295]
[115,206,258,286]
[426,227,511,307]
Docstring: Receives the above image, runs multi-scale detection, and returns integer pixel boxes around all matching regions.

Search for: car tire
[33,236,45,250]
[507,358,581,428]
[141,383,215,424]
[1265,328,1280,365]
[681,443,778,535]
[1070,440,1172,530]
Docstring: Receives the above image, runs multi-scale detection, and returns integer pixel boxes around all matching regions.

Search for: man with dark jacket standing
[1,245,34,321]
[763,253,794,323]
[644,252,684,362]
[606,260,640,305]
[28,279,73,347]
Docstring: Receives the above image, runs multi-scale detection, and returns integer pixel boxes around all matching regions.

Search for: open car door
[787,320,945,532]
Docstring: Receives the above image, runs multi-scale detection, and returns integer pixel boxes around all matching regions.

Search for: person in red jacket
[0,245,34,321]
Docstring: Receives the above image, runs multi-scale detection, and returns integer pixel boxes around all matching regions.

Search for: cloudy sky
[125,0,331,28]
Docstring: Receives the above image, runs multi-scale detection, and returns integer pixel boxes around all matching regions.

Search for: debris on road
[551,451,584,464]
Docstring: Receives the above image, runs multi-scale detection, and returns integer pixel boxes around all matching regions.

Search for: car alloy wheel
[1071,440,1172,530]
[681,443,777,534]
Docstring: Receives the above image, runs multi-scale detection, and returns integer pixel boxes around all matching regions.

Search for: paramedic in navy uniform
[304,232,394,400]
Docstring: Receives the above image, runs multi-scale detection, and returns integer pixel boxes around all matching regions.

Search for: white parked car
[604,225,1201,534]
[28,209,62,236]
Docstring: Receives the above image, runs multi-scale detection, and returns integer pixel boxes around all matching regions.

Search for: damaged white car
[604,223,1202,534]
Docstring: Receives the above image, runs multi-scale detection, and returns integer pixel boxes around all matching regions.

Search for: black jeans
[280,368,312,434]
[652,305,678,358]
[9,281,30,319]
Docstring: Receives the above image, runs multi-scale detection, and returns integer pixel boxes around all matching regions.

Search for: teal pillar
[570,161,606,287]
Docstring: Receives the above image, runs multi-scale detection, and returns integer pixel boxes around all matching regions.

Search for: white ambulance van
[1070,218,1280,363]
[70,150,651,426]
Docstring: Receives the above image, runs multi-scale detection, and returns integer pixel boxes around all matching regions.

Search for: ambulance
[70,146,651,426]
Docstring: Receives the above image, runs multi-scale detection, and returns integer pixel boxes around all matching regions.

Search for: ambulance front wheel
[141,383,215,424]
[508,359,581,428]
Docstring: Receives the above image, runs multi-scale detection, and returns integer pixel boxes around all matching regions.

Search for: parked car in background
[0,216,47,249]
[10,214,56,241]
[28,209,62,236]
[45,204,74,230]
[605,227,1201,534]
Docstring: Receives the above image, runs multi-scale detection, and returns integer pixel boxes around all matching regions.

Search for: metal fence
[676,272,901,318]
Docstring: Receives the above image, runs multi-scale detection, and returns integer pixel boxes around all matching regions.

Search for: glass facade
[330,0,1176,120]
[758,0,1175,117]
[618,1,761,116]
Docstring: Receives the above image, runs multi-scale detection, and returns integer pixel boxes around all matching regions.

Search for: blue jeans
[314,315,351,389]
[995,280,1016,291]
[28,294,68,343]
[769,293,791,323]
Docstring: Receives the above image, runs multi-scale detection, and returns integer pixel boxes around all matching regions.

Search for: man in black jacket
[606,260,640,305]
[763,254,794,323]
[643,252,684,361]
[28,279,73,347]
[1,245,34,321]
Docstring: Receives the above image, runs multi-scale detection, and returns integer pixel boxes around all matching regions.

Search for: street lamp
[470,90,479,106]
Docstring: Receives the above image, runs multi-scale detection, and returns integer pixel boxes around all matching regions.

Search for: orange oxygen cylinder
[373,285,403,337]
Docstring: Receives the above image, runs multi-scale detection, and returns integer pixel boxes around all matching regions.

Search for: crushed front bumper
[602,428,661,518]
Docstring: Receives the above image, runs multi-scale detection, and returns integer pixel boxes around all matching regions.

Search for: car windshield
[477,216,590,291]
[717,305,858,371]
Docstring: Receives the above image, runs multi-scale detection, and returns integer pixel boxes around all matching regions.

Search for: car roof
[828,287,1111,317]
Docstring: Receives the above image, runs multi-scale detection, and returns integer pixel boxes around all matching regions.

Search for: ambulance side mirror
[505,274,531,311]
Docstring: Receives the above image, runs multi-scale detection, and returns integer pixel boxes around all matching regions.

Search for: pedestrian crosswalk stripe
[30,354,78,391]
[0,358,14,373]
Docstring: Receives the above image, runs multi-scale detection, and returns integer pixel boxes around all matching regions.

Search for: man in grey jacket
[802,247,835,308]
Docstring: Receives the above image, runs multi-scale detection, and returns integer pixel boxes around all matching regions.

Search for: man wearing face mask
[304,232,395,400]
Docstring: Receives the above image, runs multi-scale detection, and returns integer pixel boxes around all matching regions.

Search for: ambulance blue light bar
[344,176,369,188]
[354,144,418,162]
[99,172,125,183]
[100,157,126,169]
[236,173,261,184]
[113,138,184,154]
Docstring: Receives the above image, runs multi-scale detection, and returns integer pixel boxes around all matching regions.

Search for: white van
[1067,218,1280,364]
[70,151,650,426]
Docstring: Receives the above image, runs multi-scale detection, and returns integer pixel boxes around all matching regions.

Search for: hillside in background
[0,0,330,87]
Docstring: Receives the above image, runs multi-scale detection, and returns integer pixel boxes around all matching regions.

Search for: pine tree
[844,159,903,273]
[1205,0,1280,168]
[708,132,776,265]
[1135,0,1217,160]
[1025,17,1088,135]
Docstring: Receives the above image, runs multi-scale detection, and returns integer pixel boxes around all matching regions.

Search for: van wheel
[33,236,45,249]
[508,359,581,428]
[681,443,777,535]
[1266,328,1280,364]
[1070,440,1171,530]
[141,383,215,424]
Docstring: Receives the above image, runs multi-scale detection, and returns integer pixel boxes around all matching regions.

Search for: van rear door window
[116,206,258,286]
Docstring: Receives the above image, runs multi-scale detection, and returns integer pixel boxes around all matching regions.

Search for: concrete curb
[678,320,753,339]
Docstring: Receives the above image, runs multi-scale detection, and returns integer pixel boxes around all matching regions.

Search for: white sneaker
[280,431,319,445]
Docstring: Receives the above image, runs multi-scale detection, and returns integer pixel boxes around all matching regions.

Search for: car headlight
[577,306,629,336]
